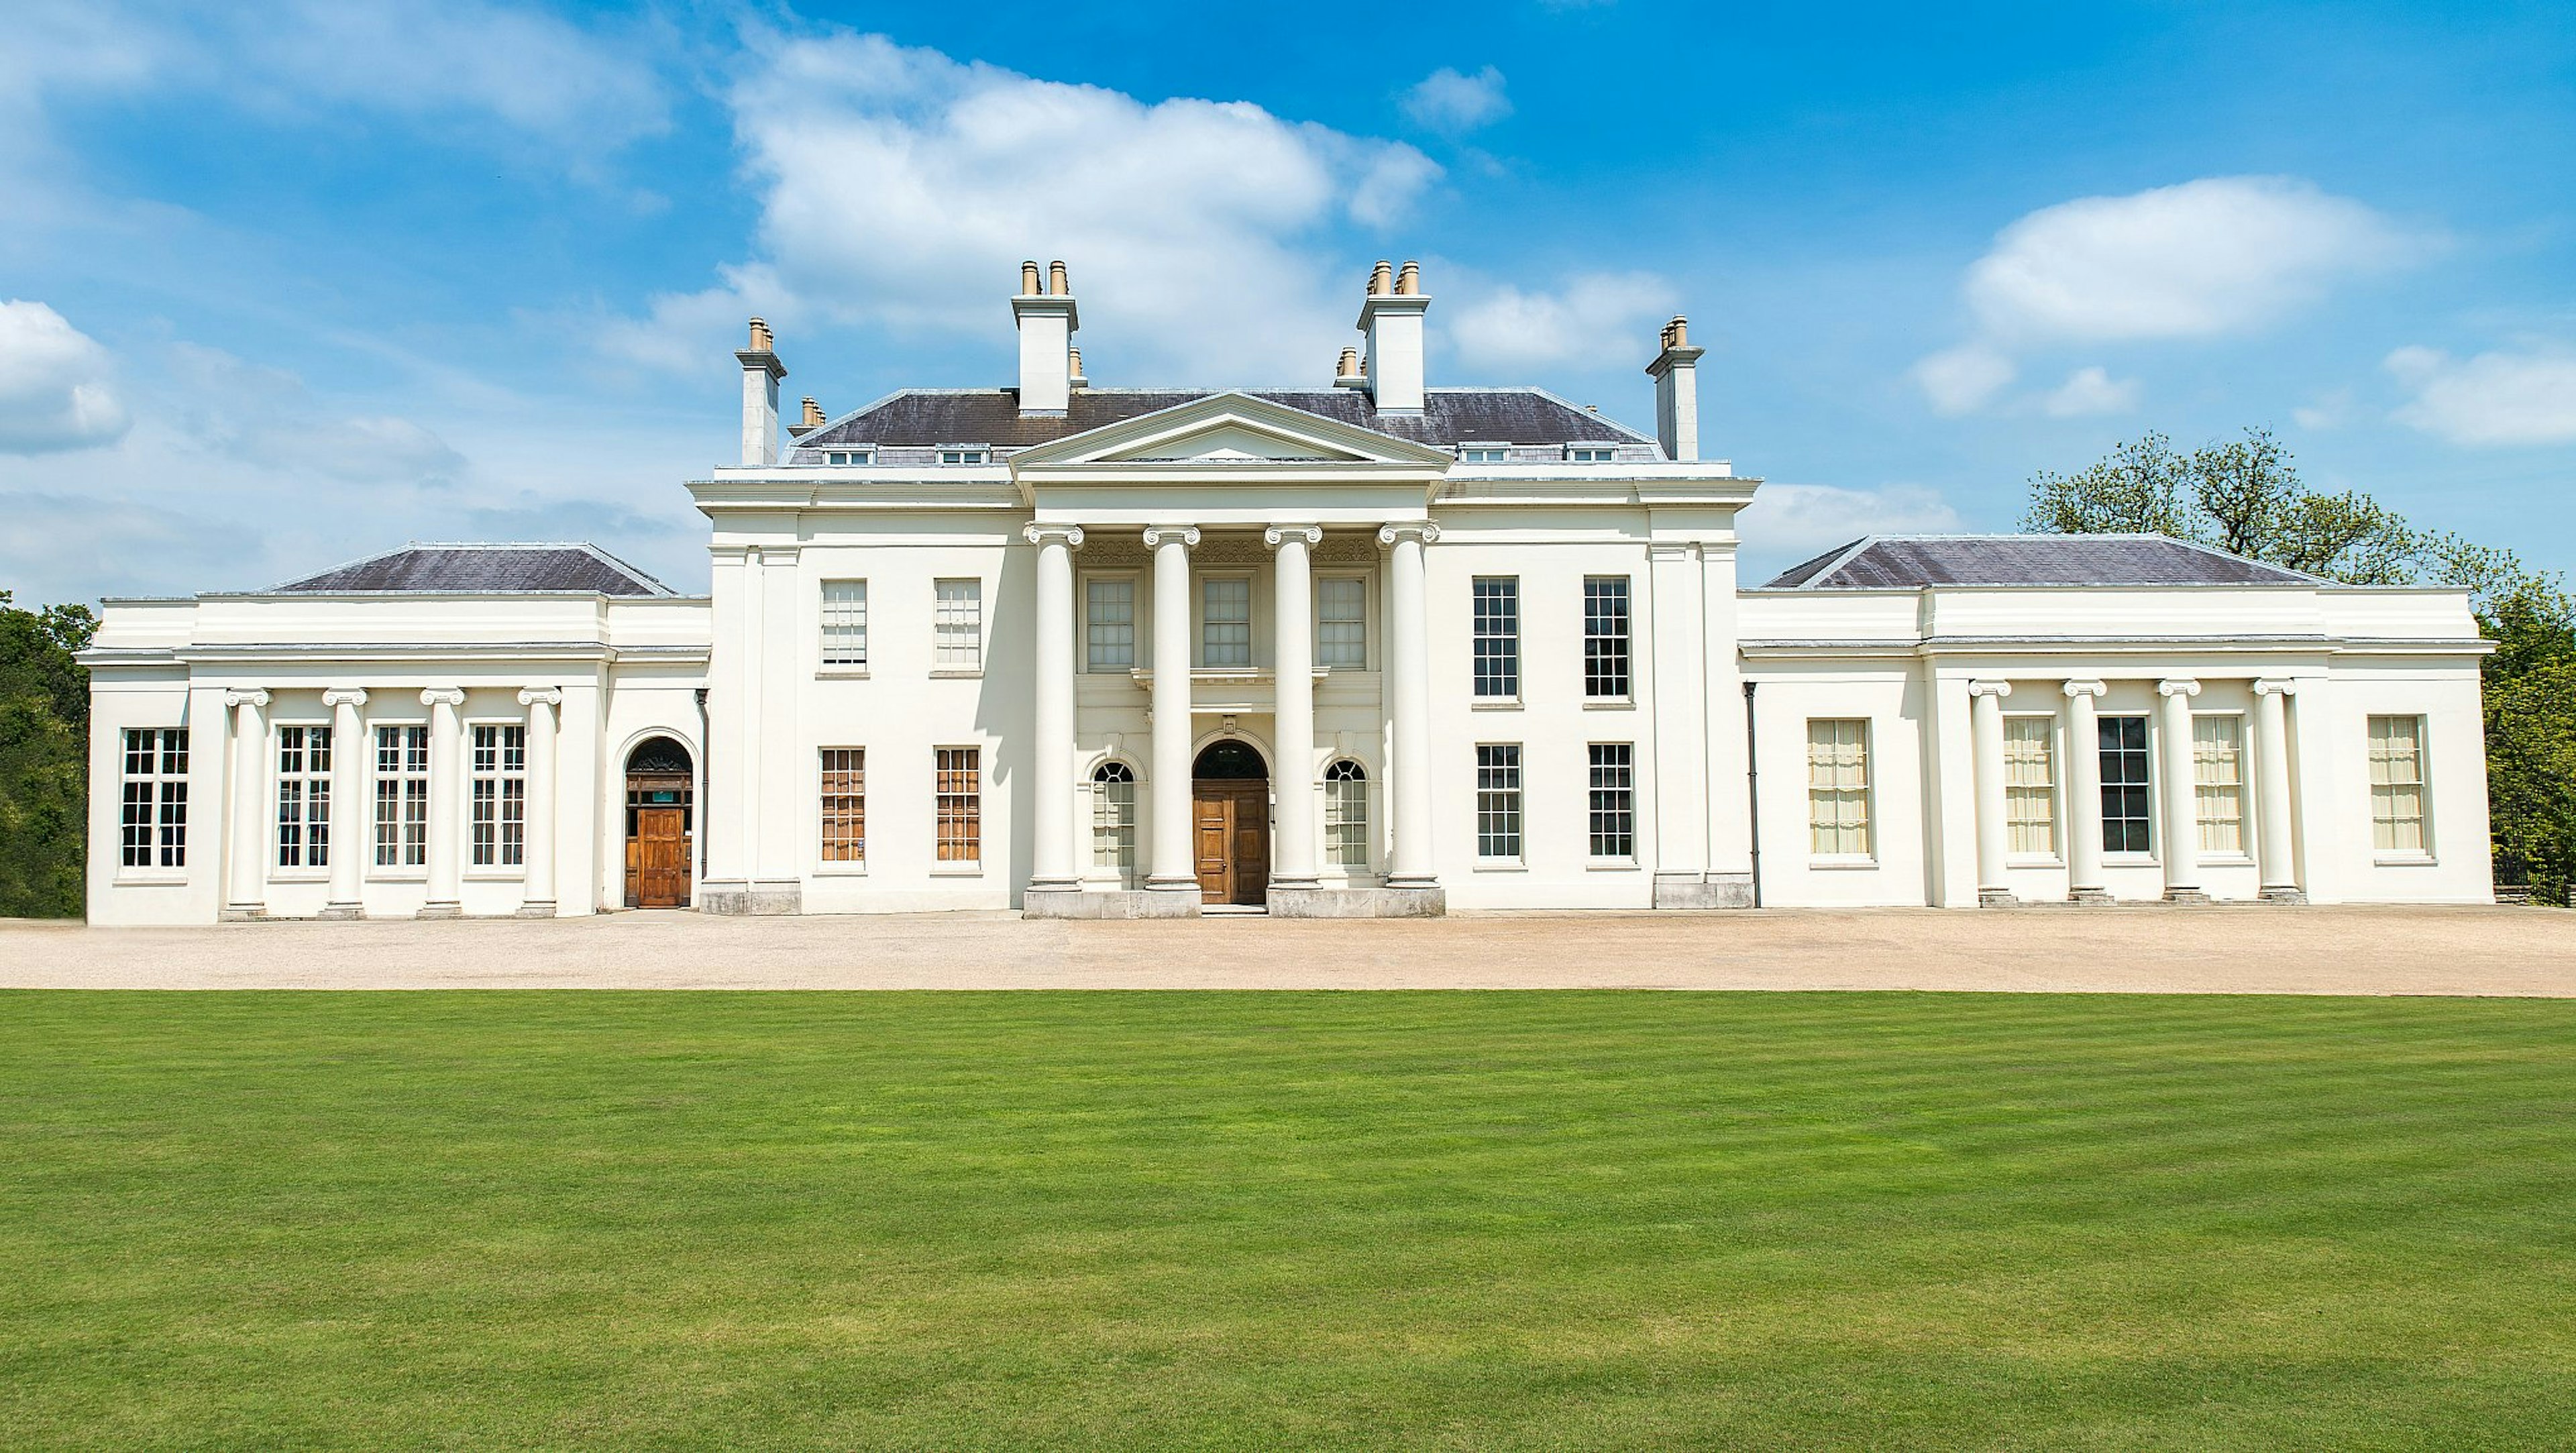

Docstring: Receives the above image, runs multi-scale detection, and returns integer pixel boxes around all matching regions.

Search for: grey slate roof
[1763,535,2319,590]
[794,387,1652,452]
[272,543,674,596]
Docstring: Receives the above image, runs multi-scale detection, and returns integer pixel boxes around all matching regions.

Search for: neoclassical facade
[83,261,2496,924]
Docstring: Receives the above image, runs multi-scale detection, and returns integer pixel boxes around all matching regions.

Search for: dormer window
[1567,445,1617,464]
[1458,443,1509,464]
[938,445,991,466]
[823,448,875,466]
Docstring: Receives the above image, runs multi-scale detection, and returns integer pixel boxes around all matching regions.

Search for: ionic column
[1142,525,1201,900]
[2156,678,2204,904]
[320,688,368,918]
[2252,680,2304,903]
[1267,524,1323,890]
[420,687,467,918]
[1379,521,1441,889]
[1025,523,1085,893]
[2061,680,2109,903]
[223,688,270,921]
[1969,680,2015,907]
[517,688,561,917]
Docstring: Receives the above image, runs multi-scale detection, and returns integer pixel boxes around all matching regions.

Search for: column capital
[321,688,368,708]
[1377,521,1441,547]
[1967,680,2013,700]
[517,687,564,708]
[2157,678,2202,698]
[1263,523,1324,549]
[2251,678,2299,696]
[1022,522,1086,548]
[420,687,467,708]
[223,688,271,709]
[2061,679,2109,700]
[1141,524,1201,549]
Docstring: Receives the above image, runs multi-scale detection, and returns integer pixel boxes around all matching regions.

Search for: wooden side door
[635,806,690,908]
[1193,786,1234,902]
[1229,788,1269,902]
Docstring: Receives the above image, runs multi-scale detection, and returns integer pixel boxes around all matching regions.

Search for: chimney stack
[798,396,825,431]
[1067,346,1087,388]
[1356,258,1429,412]
[1013,258,1079,415]
[1334,346,1364,388]
[1644,314,1704,462]
[735,317,788,466]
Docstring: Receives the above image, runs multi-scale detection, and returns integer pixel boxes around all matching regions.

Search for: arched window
[1323,759,1368,869]
[1092,761,1138,876]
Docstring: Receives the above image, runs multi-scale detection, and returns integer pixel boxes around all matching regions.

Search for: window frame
[2002,713,2058,863]
[1198,572,1254,670]
[1587,742,1638,864]
[934,745,983,871]
[1322,757,1371,871]
[1083,571,1138,674]
[935,443,991,466]
[117,726,190,875]
[1090,759,1139,882]
[818,747,866,871]
[1315,573,1371,671]
[2098,714,2154,859]
[1582,575,1633,703]
[2192,712,2250,861]
[1805,717,1874,863]
[1565,444,1618,464]
[466,720,528,874]
[932,578,984,675]
[1470,576,1521,704]
[1458,442,1510,464]
[1474,743,1524,865]
[272,721,333,875]
[2367,714,2432,861]
[822,447,875,466]
[370,722,431,877]
[818,578,869,674]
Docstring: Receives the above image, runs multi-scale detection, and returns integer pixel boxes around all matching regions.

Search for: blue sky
[2,0,2571,604]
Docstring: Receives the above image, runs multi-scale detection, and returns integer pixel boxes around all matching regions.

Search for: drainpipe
[693,686,710,909]
[1743,680,1762,908]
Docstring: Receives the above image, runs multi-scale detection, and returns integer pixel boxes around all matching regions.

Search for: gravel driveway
[3,904,2569,994]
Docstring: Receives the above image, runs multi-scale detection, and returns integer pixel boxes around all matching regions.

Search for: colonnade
[1966,675,2304,906]
[1021,519,1441,905]
[218,683,564,921]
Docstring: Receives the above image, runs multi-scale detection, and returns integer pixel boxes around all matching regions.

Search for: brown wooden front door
[635,806,691,908]
[1193,782,1271,906]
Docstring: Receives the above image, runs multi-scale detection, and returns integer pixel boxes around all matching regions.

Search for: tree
[2025,429,2576,903]
[0,592,98,918]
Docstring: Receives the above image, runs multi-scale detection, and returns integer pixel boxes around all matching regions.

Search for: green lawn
[3,992,2572,1450]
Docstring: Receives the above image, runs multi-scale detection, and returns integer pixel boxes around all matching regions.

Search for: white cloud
[1968,176,2418,344]
[0,300,130,453]
[1910,343,2015,416]
[1737,483,1965,574]
[615,30,1441,384]
[1401,66,1511,133]
[1913,176,2425,414]
[0,488,263,601]
[1445,272,1675,372]
[2041,365,2139,418]
[2292,388,2354,431]
[165,342,467,485]
[2386,344,2576,446]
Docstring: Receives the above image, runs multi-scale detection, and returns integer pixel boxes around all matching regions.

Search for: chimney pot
[1049,260,1070,296]
[800,396,824,429]
[1368,260,1393,296]
[747,317,773,353]
[1067,346,1084,382]
[1020,260,1041,295]
[1336,346,1358,375]
[1395,260,1420,296]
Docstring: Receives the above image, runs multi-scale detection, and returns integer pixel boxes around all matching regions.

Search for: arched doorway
[624,736,695,908]
[1192,739,1270,906]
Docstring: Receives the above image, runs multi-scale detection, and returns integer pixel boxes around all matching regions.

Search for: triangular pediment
[1008,391,1455,470]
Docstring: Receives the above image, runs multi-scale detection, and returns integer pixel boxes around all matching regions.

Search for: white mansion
[83,260,2495,924]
